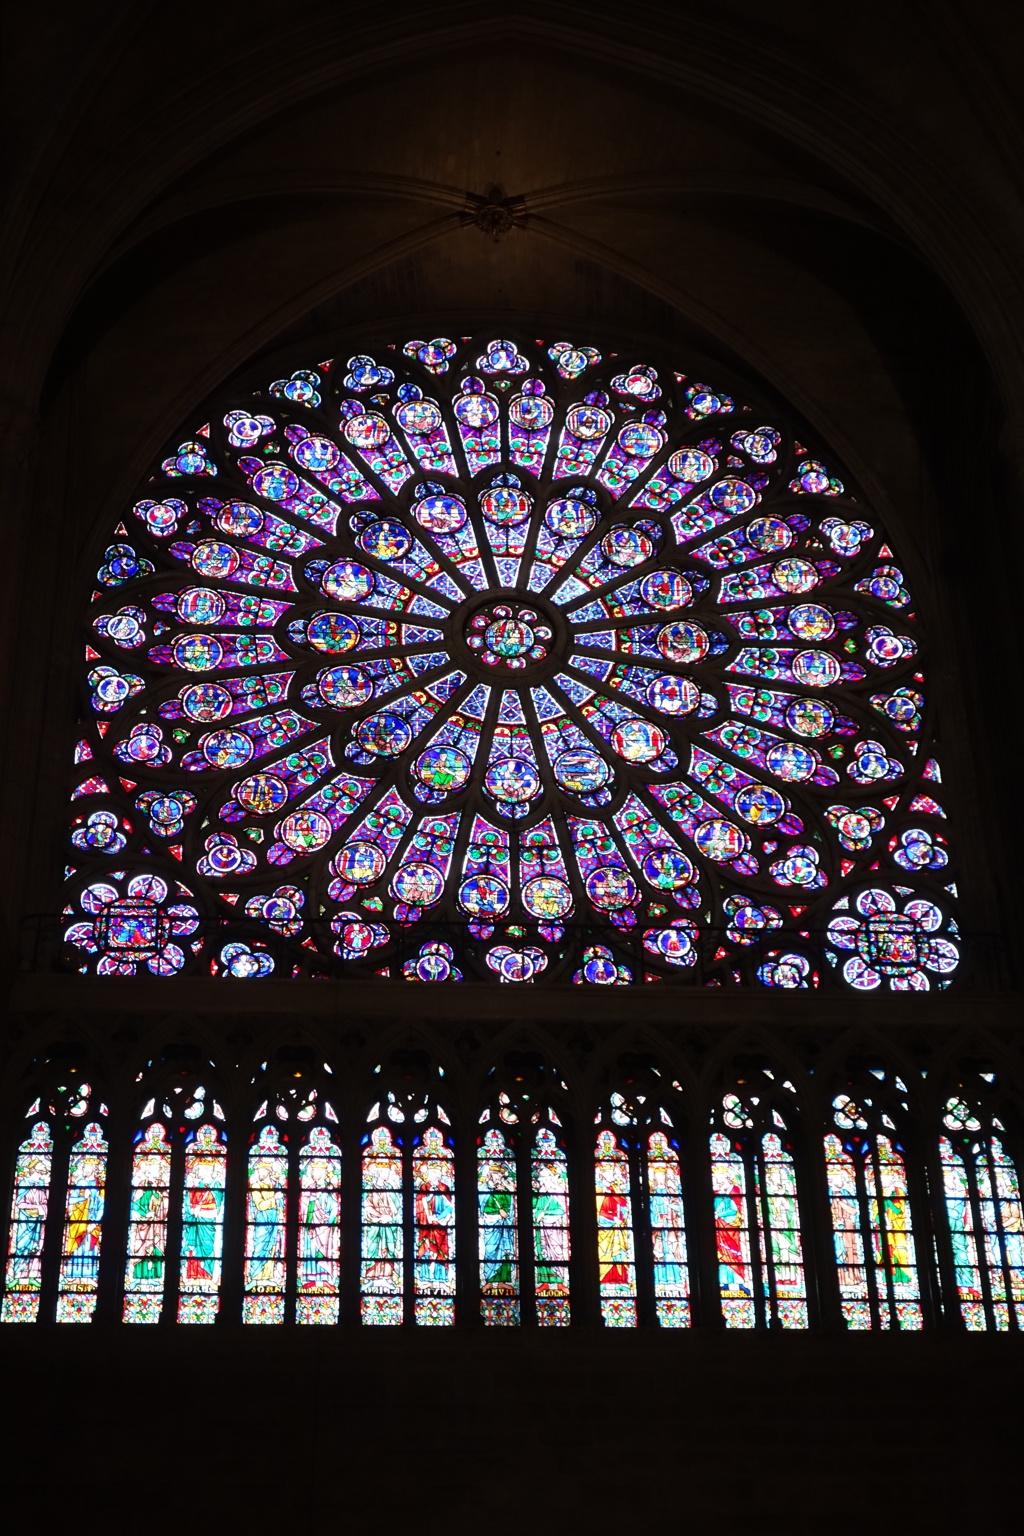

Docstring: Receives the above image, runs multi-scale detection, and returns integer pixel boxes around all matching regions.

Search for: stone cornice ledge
[5,974,1022,1029]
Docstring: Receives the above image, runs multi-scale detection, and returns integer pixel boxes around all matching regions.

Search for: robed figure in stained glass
[127,1181,168,1282]
[182,1187,219,1281]
[180,1126,225,1290]
[61,1132,107,1287]
[361,1127,403,1292]
[299,1183,341,1289]
[415,1181,454,1285]
[711,1144,753,1300]
[479,1145,517,1296]
[10,1145,50,1273]
[595,1133,633,1289]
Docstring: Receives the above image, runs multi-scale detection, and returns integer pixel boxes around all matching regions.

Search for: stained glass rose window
[66,335,958,986]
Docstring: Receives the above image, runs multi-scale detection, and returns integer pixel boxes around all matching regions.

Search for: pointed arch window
[298,1126,343,1323]
[2,1081,108,1323]
[595,1091,690,1327]
[244,1125,288,1323]
[123,1122,171,1322]
[361,1092,455,1326]
[3,1123,54,1322]
[711,1089,807,1329]
[939,1094,1024,1331]
[824,1086,922,1330]
[123,1079,227,1323]
[478,1094,571,1325]
[179,1123,227,1323]
[243,1079,341,1325]
[58,1118,109,1322]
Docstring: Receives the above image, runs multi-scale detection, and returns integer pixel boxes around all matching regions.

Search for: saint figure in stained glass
[477,1082,571,1325]
[361,1090,454,1326]
[824,1070,922,1330]
[939,1081,1024,1331]
[594,1087,690,1327]
[124,1122,171,1322]
[2,1123,53,1323]
[711,1078,807,1329]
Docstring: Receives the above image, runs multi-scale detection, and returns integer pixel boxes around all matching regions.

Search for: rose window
[67,334,958,986]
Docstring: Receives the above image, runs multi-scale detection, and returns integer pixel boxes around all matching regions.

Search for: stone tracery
[66,335,958,989]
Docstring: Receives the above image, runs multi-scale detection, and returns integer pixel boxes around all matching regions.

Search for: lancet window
[939,1080,1024,1331]
[361,1088,456,1325]
[477,1068,571,1326]
[2,1079,108,1323]
[594,1084,690,1327]
[123,1070,227,1323]
[823,1068,922,1330]
[710,1076,807,1328]
[8,1044,1024,1331]
[243,1065,342,1324]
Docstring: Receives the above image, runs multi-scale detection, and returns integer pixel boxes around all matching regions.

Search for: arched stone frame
[240,1050,343,1325]
[0,1034,111,1324]
[590,1050,693,1328]
[704,1039,820,1330]
[117,1040,231,1325]
[927,1044,1024,1332]
[474,1050,574,1326]
[5,15,1023,998]
[819,1051,930,1331]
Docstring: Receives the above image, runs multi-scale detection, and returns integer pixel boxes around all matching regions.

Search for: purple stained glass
[65,335,955,988]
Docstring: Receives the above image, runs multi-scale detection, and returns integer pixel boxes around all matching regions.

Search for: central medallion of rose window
[466,602,553,669]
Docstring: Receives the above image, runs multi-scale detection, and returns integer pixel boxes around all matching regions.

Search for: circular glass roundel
[333,840,386,885]
[182,682,232,722]
[69,333,957,990]
[464,601,553,670]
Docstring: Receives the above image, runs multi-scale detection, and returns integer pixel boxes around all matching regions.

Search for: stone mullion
[93,1106,132,1325]
[928,1132,971,1332]
[518,1130,537,1326]
[39,1119,76,1326]
[630,1132,658,1328]
[802,1125,845,1332]
[904,1119,944,1332]
[218,1115,246,1325]
[340,1115,363,1328]
[571,1121,601,1327]
[454,1111,477,1327]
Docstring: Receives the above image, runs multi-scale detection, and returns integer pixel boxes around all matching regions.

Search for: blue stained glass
[596,413,667,495]
[459,815,511,925]
[553,396,613,480]
[453,378,502,475]
[411,484,485,591]
[482,713,543,821]
[519,816,574,926]
[508,380,555,475]
[340,405,414,493]
[68,334,955,988]
[479,1127,519,1324]
[393,387,458,475]
[237,456,342,536]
